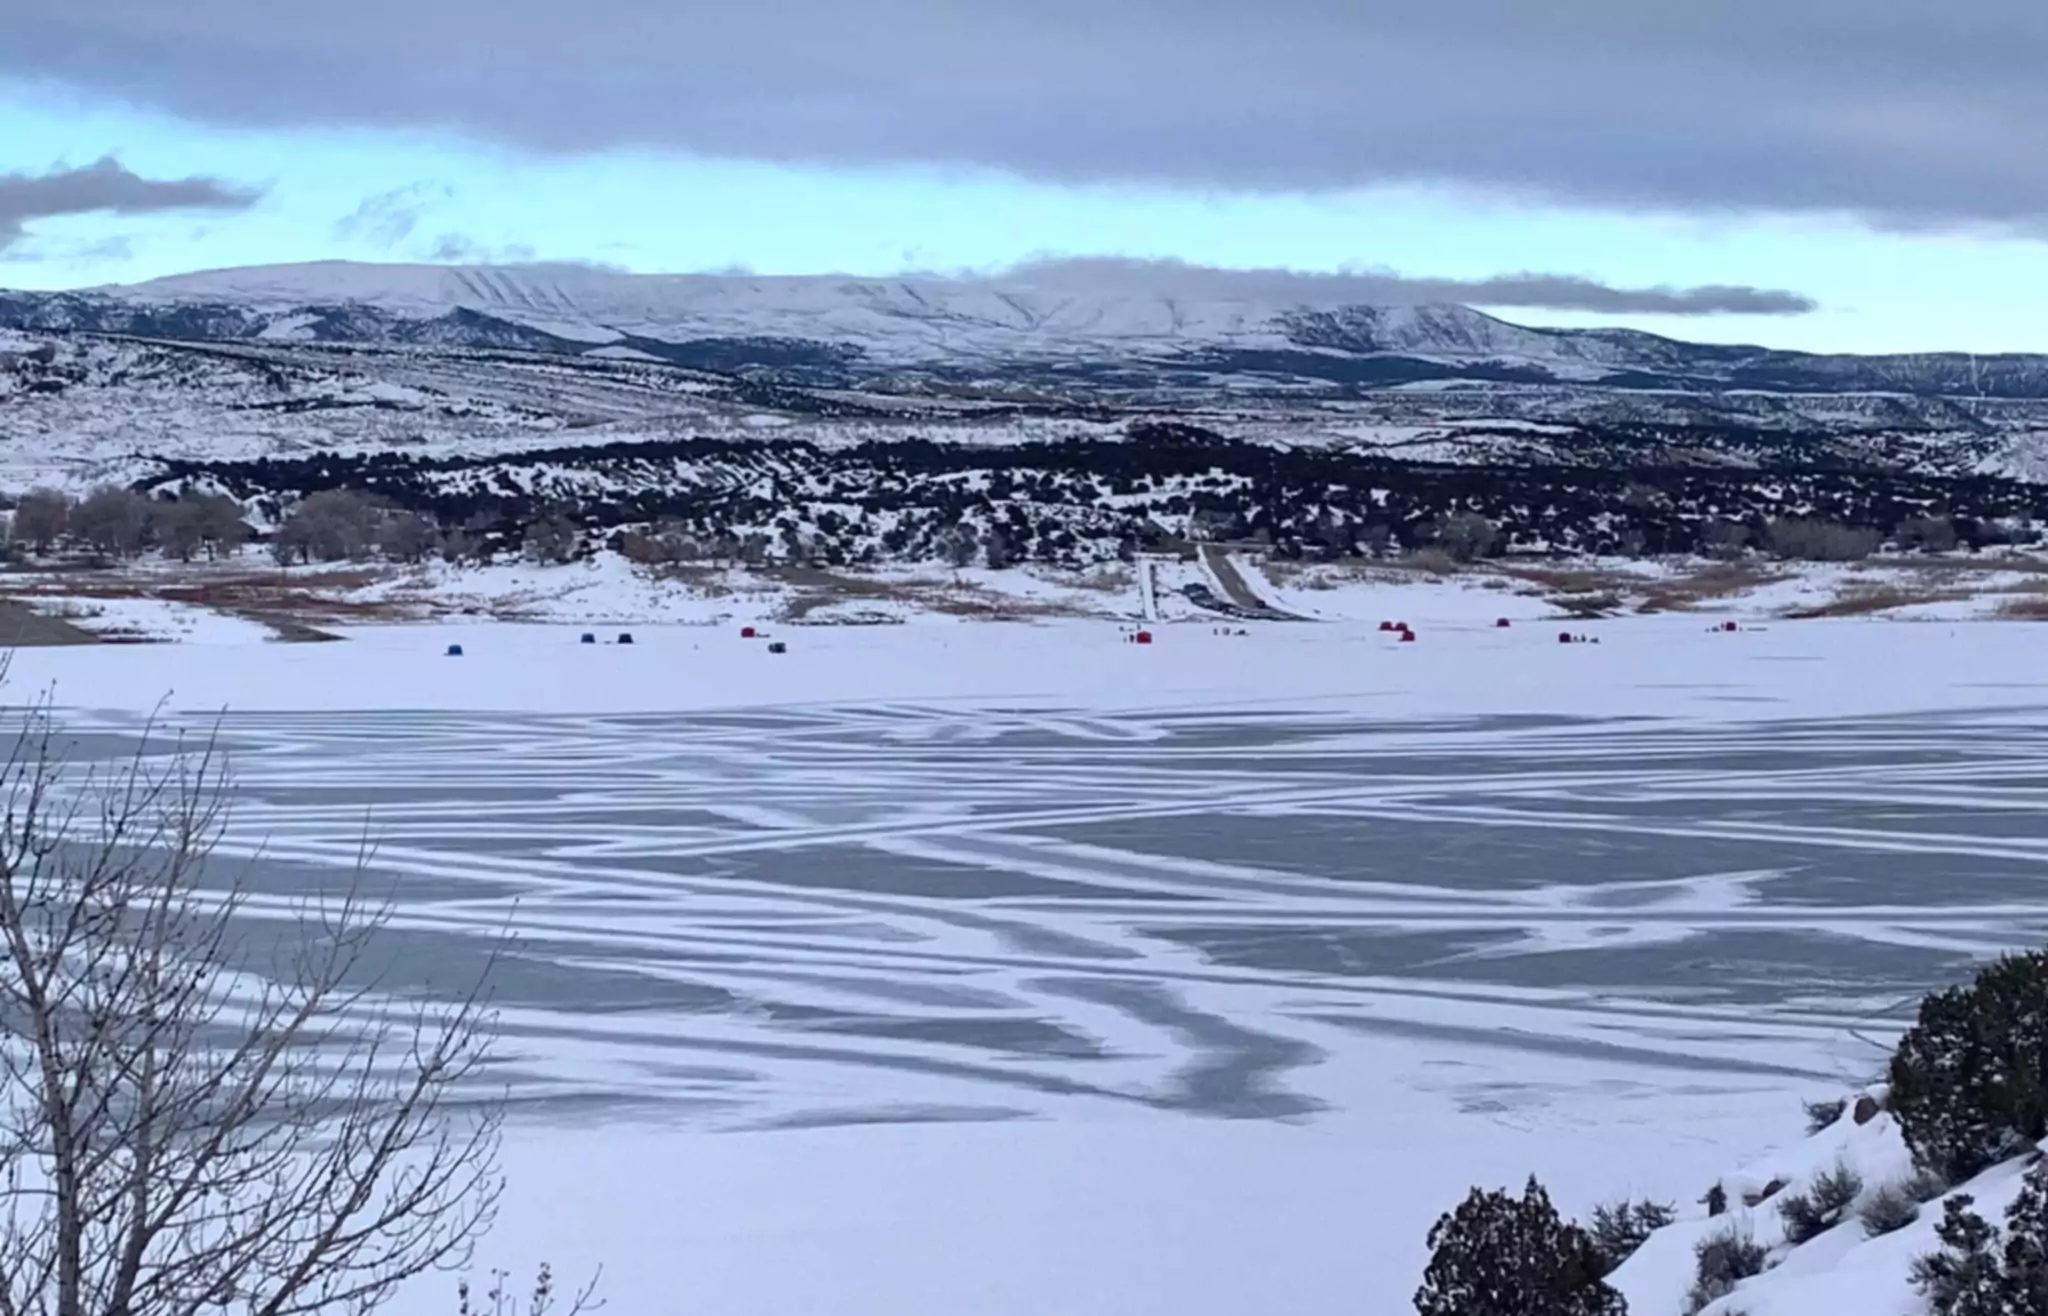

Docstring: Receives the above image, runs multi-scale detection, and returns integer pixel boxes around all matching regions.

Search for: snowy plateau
[7,264,2048,1316]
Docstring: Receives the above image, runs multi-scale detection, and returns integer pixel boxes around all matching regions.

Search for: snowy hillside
[8,261,2048,575]
[1605,1090,2047,1316]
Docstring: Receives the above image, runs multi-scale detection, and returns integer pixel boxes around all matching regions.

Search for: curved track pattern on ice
[68,703,2048,1131]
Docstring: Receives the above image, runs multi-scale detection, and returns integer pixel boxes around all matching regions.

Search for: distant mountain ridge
[0,260,2043,404]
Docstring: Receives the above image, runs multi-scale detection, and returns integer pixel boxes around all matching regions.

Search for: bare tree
[274,491,384,565]
[12,489,74,557]
[193,495,250,560]
[376,512,440,565]
[0,699,506,1316]
[70,487,156,560]
[1426,511,1500,564]
[153,499,210,563]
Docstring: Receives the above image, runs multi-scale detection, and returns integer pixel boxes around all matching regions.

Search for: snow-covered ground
[1608,1090,2048,1316]
[20,593,275,643]
[7,609,2044,720]
[9,604,2046,1316]
[16,546,2048,642]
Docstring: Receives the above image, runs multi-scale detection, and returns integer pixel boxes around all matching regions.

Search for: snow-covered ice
[15,615,2048,1316]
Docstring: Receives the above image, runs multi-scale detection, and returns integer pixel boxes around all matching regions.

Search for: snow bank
[1613,1091,2046,1316]
[22,596,273,644]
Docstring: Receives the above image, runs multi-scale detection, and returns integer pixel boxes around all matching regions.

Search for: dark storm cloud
[6,1,2046,229]
[1005,257,1815,315]
[0,157,261,251]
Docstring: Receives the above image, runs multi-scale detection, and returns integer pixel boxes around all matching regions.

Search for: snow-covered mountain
[2,260,2044,405]
[6,260,2048,514]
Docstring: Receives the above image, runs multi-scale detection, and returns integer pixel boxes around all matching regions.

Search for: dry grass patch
[1058,565,1134,593]
[3,567,411,639]
[1552,591,1626,619]
[1997,595,2048,620]
[1780,585,1960,619]
[1402,548,1461,576]
[1868,553,2048,577]
[1637,561,1781,613]
[768,567,1097,622]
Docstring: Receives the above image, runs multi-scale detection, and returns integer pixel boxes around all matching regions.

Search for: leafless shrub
[0,689,507,1316]
[1404,547,1459,576]
[1998,596,2048,621]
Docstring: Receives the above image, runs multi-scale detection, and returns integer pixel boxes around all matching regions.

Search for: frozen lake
[107,701,2039,1132]
[24,618,2048,1315]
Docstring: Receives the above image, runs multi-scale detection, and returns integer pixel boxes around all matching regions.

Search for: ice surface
[16,617,2048,1316]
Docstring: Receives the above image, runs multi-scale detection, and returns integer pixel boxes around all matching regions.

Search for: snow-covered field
[14,614,2048,1315]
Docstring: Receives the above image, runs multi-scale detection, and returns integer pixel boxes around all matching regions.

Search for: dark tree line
[131,421,2048,569]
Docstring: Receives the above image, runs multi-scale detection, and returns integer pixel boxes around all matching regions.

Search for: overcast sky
[3,0,2045,350]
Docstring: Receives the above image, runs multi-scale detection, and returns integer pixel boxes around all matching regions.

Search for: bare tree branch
[0,692,506,1316]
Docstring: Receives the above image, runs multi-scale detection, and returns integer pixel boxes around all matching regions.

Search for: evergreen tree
[1416,1177,1627,1316]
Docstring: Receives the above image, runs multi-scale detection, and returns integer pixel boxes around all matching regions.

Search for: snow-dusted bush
[1912,1159,2048,1316]
[1687,1226,1767,1314]
[1589,1198,1677,1275]
[1859,1179,1925,1237]
[1778,1159,1865,1243]
[1415,1177,1626,1316]
[1803,1096,1848,1135]
[1914,1194,2011,1315]
[1891,952,2048,1183]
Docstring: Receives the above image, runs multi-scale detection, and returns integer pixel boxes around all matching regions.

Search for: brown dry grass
[1402,548,1461,577]
[1779,585,1960,619]
[1063,565,1134,593]
[2,567,408,641]
[1997,595,2048,620]
[1496,563,1641,594]
[1636,562,1781,613]
[1552,591,1626,619]
[1866,552,2048,577]
[768,567,1095,623]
